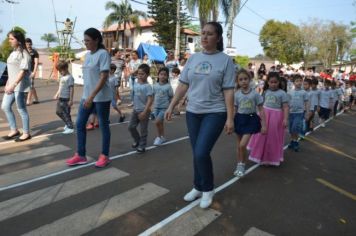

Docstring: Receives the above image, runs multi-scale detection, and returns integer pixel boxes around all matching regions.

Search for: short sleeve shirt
[108,75,119,98]
[309,89,320,109]
[29,48,39,71]
[153,83,173,109]
[59,74,74,99]
[179,52,235,113]
[82,49,111,102]
[319,89,334,108]
[7,49,31,92]
[288,89,309,113]
[133,82,153,112]
[234,89,263,114]
[263,89,288,109]
[111,57,125,79]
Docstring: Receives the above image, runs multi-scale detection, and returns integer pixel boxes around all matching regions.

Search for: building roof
[102,18,200,36]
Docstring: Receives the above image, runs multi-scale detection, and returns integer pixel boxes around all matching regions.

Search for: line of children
[233,69,266,176]
[53,60,75,134]
[152,67,173,145]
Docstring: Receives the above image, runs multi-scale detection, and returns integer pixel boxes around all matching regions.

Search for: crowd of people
[1,22,356,209]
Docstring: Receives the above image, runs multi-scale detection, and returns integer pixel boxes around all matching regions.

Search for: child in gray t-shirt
[54,61,74,134]
[152,67,173,146]
[109,64,125,123]
[128,64,153,153]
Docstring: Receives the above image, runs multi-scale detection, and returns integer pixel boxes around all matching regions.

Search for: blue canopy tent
[136,43,167,63]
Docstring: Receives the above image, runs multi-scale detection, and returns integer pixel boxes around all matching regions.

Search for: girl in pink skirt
[248,72,289,166]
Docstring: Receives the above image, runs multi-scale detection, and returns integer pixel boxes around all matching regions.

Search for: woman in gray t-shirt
[1,30,31,141]
[165,22,235,209]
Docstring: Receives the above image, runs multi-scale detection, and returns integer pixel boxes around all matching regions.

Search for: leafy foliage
[41,33,58,48]
[147,0,190,50]
[234,55,249,68]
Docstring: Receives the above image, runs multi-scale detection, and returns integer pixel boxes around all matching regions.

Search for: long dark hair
[205,21,224,51]
[157,67,169,83]
[7,30,28,54]
[262,72,283,93]
[84,28,105,51]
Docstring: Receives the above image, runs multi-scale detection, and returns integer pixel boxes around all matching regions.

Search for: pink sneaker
[66,153,88,166]
[95,154,111,168]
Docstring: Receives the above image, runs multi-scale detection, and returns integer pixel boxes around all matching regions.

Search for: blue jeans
[76,99,111,156]
[186,111,227,192]
[1,91,30,133]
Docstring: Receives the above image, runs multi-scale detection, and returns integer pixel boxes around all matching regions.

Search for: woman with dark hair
[257,63,266,77]
[165,22,235,209]
[66,28,112,168]
[1,30,31,141]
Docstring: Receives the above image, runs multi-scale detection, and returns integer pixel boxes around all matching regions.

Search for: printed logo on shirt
[265,95,278,105]
[240,98,253,110]
[194,61,212,75]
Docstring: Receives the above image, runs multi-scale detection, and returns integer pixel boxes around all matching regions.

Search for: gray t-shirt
[133,82,153,112]
[179,52,235,113]
[108,75,119,99]
[309,89,320,109]
[82,49,111,102]
[111,57,125,80]
[234,89,263,114]
[263,89,289,109]
[153,83,173,109]
[59,74,74,99]
[288,89,309,113]
[319,89,334,108]
[7,49,31,92]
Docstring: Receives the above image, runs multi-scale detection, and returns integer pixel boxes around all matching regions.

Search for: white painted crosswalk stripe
[0,144,71,167]
[148,207,221,236]
[244,227,275,236]
[0,123,8,128]
[23,183,169,236]
[0,136,50,151]
[0,157,94,189]
[0,168,128,222]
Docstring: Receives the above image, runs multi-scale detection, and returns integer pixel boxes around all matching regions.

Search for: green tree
[185,0,219,28]
[234,55,249,68]
[103,0,146,50]
[259,20,303,65]
[41,33,57,48]
[221,0,240,48]
[0,26,26,62]
[147,0,190,50]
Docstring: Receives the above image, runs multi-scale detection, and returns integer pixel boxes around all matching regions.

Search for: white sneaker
[320,123,326,128]
[153,137,161,146]
[63,125,68,130]
[200,191,214,209]
[183,188,202,202]
[62,127,74,134]
[160,136,166,144]
[234,163,246,177]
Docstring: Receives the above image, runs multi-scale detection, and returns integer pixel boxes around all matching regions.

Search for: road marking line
[151,207,221,236]
[0,136,50,150]
[23,183,169,236]
[0,123,8,128]
[316,178,356,201]
[0,136,189,192]
[244,227,275,236]
[306,137,356,161]
[0,168,128,221]
[139,111,346,235]
[0,144,71,167]
[0,156,94,189]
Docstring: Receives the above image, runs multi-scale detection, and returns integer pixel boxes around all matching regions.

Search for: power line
[245,5,268,21]
[129,0,147,6]
[233,23,259,36]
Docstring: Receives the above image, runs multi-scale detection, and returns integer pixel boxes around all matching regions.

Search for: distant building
[101,19,199,53]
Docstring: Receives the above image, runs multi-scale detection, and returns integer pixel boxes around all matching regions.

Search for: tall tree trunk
[47,41,50,48]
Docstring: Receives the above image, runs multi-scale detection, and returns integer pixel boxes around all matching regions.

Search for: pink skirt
[248,107,285,166]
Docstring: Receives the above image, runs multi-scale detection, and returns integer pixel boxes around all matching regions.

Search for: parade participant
[318,80,334,127]
[66,28,112,168]
[108,64,125,123]
[53,60,75,134]
[128,50,142,106]
[287,74,309,152]
[1,30,31,142]
[128,63,153,153]
[152,67,173,146]
[233,69,266,177]
[248,72,289,166]
[25,38,40,105]
[165,22,235,209]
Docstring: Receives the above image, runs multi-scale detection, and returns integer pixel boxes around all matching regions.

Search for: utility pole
[174,0,180,59]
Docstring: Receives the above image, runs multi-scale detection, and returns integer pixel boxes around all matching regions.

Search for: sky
[0,0,355,57]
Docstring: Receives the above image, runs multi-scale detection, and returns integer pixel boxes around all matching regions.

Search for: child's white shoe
[200,191,214,209]
[183,188,202,202]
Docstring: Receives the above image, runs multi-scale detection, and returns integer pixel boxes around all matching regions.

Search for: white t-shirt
[7,49,31,92]
[82,49,111,102]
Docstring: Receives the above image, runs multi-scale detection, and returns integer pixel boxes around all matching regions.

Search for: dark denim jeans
[186,111,227,192]
[76,99,111,156]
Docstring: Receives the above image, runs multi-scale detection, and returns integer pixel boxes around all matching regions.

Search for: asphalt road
[0,80,355,236]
